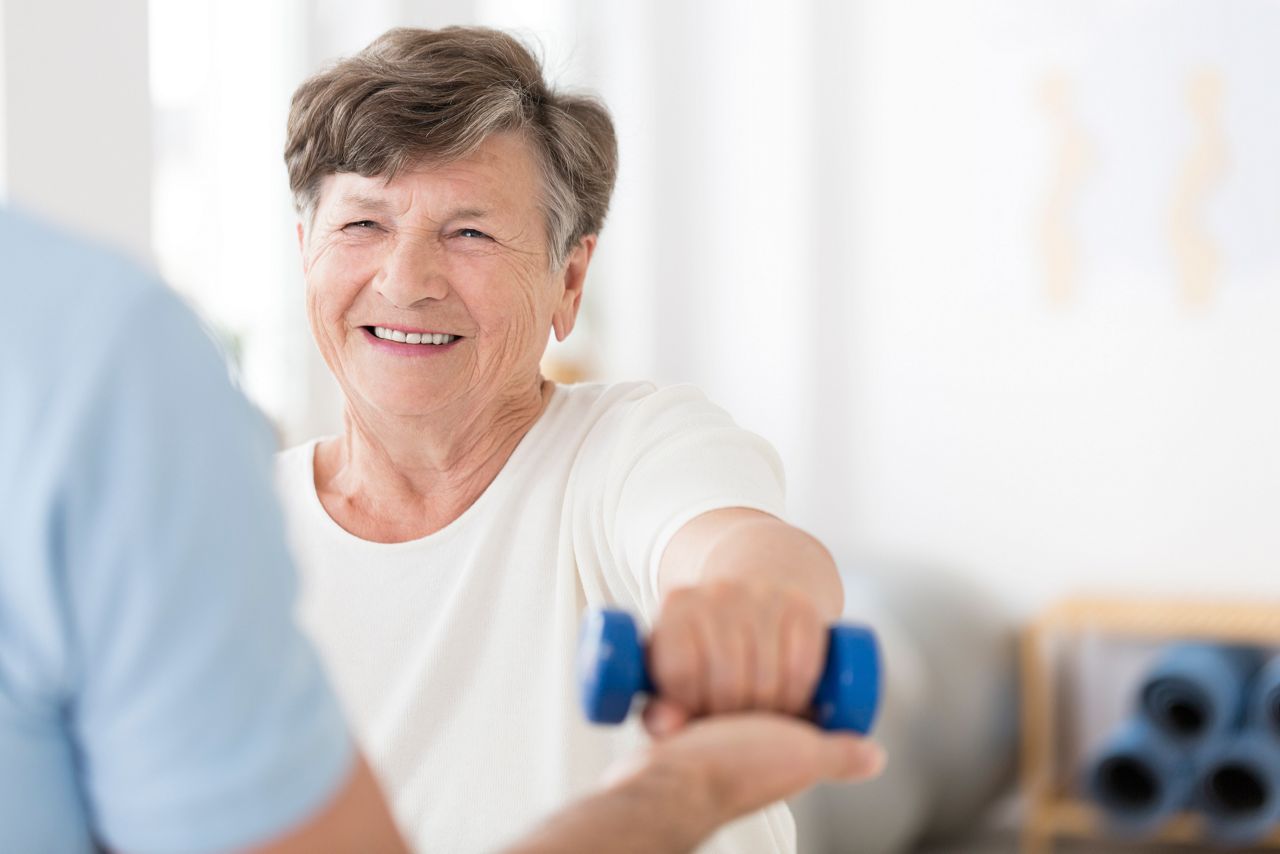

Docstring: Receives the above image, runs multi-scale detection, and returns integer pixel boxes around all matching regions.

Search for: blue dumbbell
[577,608,881,734]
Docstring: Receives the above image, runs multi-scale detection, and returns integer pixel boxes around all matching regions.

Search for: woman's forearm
[660,508,844,621]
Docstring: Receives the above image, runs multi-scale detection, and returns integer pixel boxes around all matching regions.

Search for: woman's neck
[314,377,555,543]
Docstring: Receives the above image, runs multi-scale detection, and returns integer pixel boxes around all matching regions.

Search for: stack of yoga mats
[1086,644,1280,844]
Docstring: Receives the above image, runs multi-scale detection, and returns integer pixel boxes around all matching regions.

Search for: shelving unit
[1020,597,1280,854]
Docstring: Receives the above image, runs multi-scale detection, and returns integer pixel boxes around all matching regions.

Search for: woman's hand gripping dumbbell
[577,608,881,734]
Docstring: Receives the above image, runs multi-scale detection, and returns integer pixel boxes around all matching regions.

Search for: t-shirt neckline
[300,384,565,552]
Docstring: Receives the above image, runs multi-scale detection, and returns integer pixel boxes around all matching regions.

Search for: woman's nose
[373,236,451,308]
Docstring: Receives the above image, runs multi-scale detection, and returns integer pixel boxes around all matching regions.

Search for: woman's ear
[551,235,597,342]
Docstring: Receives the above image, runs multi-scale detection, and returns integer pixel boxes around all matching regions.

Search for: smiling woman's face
[300,132,578,420]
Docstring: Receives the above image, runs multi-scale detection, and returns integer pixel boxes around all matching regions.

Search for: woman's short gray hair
[285,26,618,269]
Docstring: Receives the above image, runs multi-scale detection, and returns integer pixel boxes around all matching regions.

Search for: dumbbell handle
[577,608,881,734]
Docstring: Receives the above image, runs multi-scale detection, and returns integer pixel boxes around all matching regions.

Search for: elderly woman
[276,26,857,853]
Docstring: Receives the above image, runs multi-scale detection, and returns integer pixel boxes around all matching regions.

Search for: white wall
[840,0,1280,611]
[0,0,151,261]
[0,0,7,202]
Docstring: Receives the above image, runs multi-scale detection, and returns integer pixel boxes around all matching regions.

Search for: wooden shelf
[1033,598,1280,644]
[1020,596,1280,854]
[1039,799,1280,846]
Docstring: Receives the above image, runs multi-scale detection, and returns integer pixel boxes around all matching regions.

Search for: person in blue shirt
[0,208,882,853]
[0,206,404,853]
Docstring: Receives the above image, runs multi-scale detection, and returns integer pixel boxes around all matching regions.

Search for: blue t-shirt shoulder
[0,209,352,854]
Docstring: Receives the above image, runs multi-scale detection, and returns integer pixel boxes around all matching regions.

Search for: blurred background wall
[3,0,1279,616]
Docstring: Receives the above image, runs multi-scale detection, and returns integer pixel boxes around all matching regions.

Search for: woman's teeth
[372,326,457,345]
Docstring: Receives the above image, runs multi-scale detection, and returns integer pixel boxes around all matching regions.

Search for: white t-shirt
[275,381,796,853]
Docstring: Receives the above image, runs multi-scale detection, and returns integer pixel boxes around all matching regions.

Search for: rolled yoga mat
[1195,728,1280,845]
[1251,655,1280,740]
[1085,643,1260,834]
[1085,719,1198,835]
[1138,643,1260,746]
[1194,654,1280,845]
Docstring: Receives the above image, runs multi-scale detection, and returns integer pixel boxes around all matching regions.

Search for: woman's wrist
[502,748,718,854]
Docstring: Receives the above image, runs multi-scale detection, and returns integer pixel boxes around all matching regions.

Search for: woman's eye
[458,228,489,239]
[344,220,379,231]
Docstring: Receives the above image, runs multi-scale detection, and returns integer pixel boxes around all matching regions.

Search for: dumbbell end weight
[577,609,655,725]
[814,624,881,734]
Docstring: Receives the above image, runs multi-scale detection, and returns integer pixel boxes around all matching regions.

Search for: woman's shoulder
[549,380,717,436]
[553,379,649,410]
[552,380,739,458]
[553,380,718,417]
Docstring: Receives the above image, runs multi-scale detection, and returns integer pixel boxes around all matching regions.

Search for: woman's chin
[352,381,462,421]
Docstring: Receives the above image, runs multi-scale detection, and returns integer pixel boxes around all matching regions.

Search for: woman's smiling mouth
[364,326,460,345]
[361,326,463,352]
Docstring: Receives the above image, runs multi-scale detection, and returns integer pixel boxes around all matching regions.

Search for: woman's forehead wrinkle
[336,190,394,214]
[398,174,497,224]
[446,206,493,220]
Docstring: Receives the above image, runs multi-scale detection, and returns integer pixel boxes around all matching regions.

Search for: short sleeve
[58,287,353,854]
[571,384,787,620]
